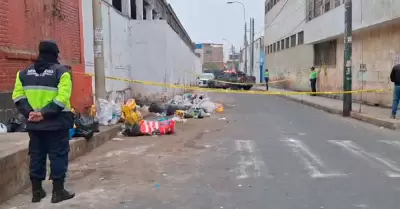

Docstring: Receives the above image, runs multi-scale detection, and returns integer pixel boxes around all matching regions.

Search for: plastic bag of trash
[74,113,96,140]
[110,100,122,125]
[6,113,27,132]
[96,99,114,125]
[215,103,224,113]
[122,99,143,125]
[140,120,175,135]
[121,124,142,137]
[0,123,7,134]
[149,103,166,114]
[198,100,217,113]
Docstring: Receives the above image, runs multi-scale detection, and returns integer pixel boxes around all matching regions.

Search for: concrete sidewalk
[0,109,151,204]
[0,126,121,204]
[254,87,400,130]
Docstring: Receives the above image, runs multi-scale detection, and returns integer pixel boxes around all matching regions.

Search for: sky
[167,0,266,60]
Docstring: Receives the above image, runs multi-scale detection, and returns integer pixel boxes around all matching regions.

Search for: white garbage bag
[110,100,122,125]
[0,123,7,134]
[198,100,216,114]
[173,95,184,105]
[96,99,114,125]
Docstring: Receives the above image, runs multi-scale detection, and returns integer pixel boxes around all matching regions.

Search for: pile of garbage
[120,99,175,137]
[2,92,224,139]
[148,93,223,120]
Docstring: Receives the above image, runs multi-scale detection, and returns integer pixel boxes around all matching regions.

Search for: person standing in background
[310,67,318,96]
[390,64,400,119]
[264,69,269,91]
[12,40,75,204]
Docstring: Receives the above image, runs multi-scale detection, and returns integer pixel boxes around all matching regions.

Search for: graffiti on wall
[391,52,400,66]
[115,88,132,103]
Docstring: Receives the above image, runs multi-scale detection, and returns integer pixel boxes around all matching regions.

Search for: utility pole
[250,18,255,76]
[92,0,106,100]
[244,22,248,74]
[343,0,352,116]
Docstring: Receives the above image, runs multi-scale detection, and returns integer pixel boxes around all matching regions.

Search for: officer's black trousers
[28,130,70,181]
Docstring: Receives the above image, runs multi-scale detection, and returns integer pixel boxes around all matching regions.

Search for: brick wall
[0,0,92,122]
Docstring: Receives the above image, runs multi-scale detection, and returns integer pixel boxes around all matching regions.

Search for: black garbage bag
[166,104,190,116]
[6,113,27,132]
[148,103,166,114]
[121,124,142,137]
[74,113,96,140]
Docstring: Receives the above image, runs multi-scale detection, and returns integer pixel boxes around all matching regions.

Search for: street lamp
[227,1,245,23]
[227,1,248,73]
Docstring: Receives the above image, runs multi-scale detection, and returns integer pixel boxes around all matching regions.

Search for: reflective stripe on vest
[18,65,72,112]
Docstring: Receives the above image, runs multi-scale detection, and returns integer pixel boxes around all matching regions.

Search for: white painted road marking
[282,138,346,178]
[329,140,400,177]
[379,140,400,149]
[235,140,268,179]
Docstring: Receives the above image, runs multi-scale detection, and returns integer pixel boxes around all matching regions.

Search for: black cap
[39,40,59,55]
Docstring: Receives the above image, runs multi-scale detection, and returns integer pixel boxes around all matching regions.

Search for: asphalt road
[2,93,400,209]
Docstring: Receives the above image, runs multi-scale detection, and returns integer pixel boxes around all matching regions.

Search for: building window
[297,31,304,45]
[277,41,280,51]
[280,40,284,50]
[290,35,296,47]
[270,44,273,53]
[335,0,341,7]
[324,0,331,12]
[285,37,289,49]
[273,43,276,52]
[112,0,122,12]
[314,0,323,18]
[314,40,337,66]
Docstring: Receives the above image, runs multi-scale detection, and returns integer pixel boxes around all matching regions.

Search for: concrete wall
[305,0,400,44]
[315,22,400,106]
[266,44,314,90]
[82,0,200,102]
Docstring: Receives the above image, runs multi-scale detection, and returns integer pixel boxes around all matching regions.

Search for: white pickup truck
[197,73,215,87]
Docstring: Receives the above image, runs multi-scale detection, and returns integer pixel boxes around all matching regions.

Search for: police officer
[12,40,75,203]
[310,67,318,96]
[264,69,269,90]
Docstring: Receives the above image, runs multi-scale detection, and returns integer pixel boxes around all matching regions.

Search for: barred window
[285,37,290,48]
[281,40,285,50]
[297,31,304,45]
[290,35,296,47]
[314,40,337,66]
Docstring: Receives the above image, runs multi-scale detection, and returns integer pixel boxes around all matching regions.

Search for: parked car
[208,70,255,90]
[197,73,215,87]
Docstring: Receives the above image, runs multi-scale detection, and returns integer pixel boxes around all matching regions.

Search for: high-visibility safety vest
[12,64,74,131]
[264,71,269,78]
[310,71,317,79]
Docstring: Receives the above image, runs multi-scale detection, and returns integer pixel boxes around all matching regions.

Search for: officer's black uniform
[12,40,75,203]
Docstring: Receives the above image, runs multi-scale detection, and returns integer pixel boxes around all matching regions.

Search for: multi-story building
[239,36,265,83]
[196,43,224,70]
[226,52,240,70]
[264,0,400,106]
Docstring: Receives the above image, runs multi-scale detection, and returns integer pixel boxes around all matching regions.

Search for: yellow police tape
[210,79,289,85]
[75,72,388,95]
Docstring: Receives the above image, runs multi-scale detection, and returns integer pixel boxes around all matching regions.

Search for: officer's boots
[31,179,46,203]
[51,179,75,203]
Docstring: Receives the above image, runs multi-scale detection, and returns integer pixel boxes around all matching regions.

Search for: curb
[278,94,400,130]
[0,125,121,204]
